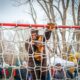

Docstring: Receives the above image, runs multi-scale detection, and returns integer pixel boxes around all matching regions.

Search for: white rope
[0,25,79,80]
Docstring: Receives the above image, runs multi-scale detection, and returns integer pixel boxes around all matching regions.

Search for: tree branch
[29,1,37,24]
[62,0,65,9]
[72,0,76,25]
[37,0,51,21]
[53,5,63,22]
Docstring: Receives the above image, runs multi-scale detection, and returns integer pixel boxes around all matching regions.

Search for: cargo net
[0,23,80,80]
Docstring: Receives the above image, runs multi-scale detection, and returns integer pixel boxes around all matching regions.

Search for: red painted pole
[0,23,47,28]
[0,23,80,28]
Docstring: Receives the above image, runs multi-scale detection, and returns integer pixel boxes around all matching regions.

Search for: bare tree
[77,1,80,25]
[11,0,69,55]
[76,1,80,52]
[11,0,80,55]
[61,0,69,25]
[36,0,55,23]
[29,1,37,24]
[72,0,77,25]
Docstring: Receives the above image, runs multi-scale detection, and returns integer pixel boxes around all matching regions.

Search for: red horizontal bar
[0,23,47,28]
[58,26,80,28]
[0,23,80,28]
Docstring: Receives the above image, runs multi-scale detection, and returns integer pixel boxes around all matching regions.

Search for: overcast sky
[0,0,75,26]
[0,0,49,24]
[0,0,34,23]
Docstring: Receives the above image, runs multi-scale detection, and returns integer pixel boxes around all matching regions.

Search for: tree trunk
[72,0,76,25]
[61,0,70,54]
[76,2,80,52]
[77,2,80,25]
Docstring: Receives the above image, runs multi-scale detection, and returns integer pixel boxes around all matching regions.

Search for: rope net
[0,23,80,80]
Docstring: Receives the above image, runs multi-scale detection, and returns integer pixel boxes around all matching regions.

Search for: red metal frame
[0,23,80,28]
